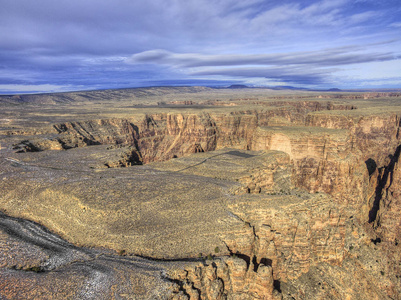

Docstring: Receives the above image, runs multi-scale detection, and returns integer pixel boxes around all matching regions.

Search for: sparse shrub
[214,246,220,253]
[25,266,42,273]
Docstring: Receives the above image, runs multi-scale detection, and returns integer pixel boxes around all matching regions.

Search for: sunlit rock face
[1,88,401,299]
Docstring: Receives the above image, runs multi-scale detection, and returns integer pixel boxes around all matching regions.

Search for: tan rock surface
[1,88,401,299]
[0,151,241,259]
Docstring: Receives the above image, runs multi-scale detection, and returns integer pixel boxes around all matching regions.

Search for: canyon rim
[1,87,401,299]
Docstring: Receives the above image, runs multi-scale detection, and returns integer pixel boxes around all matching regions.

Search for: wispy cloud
[390,22,401,28]
[0,0,400,92]
[126,45,399,85]
[348,11,379,24]
[0,84,75,94]
[126,47,397,68]
[190,66,334,84]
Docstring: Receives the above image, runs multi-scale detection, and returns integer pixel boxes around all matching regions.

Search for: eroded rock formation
[2,88,401,299]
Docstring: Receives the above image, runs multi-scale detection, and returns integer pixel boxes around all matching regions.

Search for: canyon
[1,87,401,299]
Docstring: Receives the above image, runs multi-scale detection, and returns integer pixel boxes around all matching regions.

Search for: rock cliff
[2,89,401,299]
[14,106,398,211]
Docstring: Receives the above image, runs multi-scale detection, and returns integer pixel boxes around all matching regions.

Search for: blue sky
[0,0,400,93]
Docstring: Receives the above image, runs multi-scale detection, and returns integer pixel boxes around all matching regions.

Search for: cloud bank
[126,45,399,85]
[0,0,400,93]
[127,47,397,68]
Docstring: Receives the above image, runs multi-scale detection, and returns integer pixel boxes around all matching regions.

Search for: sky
[0,0,400,94]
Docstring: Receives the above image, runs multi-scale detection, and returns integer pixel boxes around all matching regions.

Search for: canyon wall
[5,100,401,299]
[16,106,400,208]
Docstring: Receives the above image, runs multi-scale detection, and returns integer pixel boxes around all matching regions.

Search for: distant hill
[227,84,250,89]
[268,85,309,90]
[0,86,214,105]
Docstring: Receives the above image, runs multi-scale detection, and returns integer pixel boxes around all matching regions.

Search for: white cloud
[390,22,401,28]
[126,46,398,68]
[125,44,400,87]
[0,84,76,94]
[0,0,400,92]
[348,11,379,24]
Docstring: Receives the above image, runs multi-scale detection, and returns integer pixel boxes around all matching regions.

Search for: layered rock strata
[13,108,400,208]
[2,92,401,299]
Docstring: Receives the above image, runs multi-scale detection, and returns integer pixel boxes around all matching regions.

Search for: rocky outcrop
[11,107,401,219]
[222,193,347,282]
[53,118,138,148]
[364,145,401,294]
[151,150,349,284]
[306,112,401,166]
[4,90,401,299]
[13,138,64,152]
[250,126,370,209]
[169,256,282,300]
[373,145,401,241]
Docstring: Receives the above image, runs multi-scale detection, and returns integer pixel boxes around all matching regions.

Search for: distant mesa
[268,85,309,90]
[227,84,250,89]
[226,85,343,92]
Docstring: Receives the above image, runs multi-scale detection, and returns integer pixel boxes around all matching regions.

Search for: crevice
[365,158,377,176]
[371,237,382,245]
[12,140,42,152]
[130,123,143,164]
[175,152,225,173]
[133,253,206,264]
[162,277,192,298]
[260,257,273,267]
[274,280,282,293]
[252,255,258,272]
[369,145,401,223]
[251,255,274,273]
[235,253,251,270]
